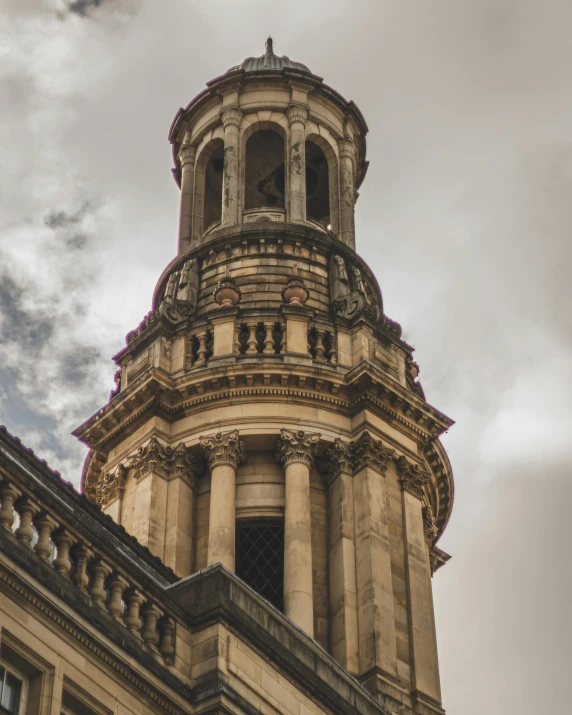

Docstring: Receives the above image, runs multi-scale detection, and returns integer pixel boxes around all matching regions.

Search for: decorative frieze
[422,505,439,545]
[276,429,320,468]
[95,463,127,508]
[397,455,432,499]
[200,429,246,470]
[351,432,395,475]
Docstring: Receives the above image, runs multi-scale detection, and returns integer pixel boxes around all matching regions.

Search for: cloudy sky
[1,0,571,711]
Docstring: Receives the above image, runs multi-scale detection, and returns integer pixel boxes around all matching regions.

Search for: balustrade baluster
[33,513,58,561]
[14,497,39,545]
[0,481,20,531]
[159,617,175,663]
[71,544,93,592]
[89,559,112,608]
[108,574,129,621]
[246,322,258,354]
[328,331,338,366]
[315,328,327,362]
[263,322,275,354]
[195,331,208,366]
[52,528,74,577]
[124,589,144,638]
[141,602,161,653]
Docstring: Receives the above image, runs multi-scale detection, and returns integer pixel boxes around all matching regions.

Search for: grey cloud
[67,0,110,17]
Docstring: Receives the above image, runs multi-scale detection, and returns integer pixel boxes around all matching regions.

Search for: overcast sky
[1,1,571,712]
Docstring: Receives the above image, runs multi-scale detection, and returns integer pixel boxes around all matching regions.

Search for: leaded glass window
[236,521,284,611]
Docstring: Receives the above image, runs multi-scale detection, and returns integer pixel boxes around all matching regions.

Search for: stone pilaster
[397,456,442,706]
[276,428,320,636]
[287,104,309,223]
[177,142,196,252]
[323,439,359,673]
[201,430,246,571]
[351,432,398,682]
[338,136,356,249]
[220,106,242,226]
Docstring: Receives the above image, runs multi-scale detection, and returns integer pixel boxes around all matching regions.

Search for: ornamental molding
[95,464,127,509]
[276,429,320,468]
[128,437,201,487]
[422,505,438,545]
[397,455,431,500]
[200,430,246,470]
[351,432,395,475]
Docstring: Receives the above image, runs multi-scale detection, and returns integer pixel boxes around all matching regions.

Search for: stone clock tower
[72,39,455,715]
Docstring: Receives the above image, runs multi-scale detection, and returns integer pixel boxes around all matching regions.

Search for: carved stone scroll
[351,432,395,475]
[321,438,352,484]
[397,455,431,499]
[422,505,439,545]
[95,463,127,508]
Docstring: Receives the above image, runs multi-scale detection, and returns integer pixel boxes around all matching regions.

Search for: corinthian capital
[286,103,309,125]
[397,455,431,499]
[129,437,172,480]
[351,432,395,475]
[220,106,242,128]
[276,429,320,468]
[321,439,352,484]
[200,430,246,470]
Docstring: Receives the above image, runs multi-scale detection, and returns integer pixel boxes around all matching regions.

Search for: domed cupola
[227,37,312,76]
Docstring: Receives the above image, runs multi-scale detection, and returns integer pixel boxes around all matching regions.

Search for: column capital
[200,429,246,470]
[338,137,355,159]
[220,106,242,128]
[276,429,320,468]
[422,505,439,545]
[177,142,196,167]
[321,438,352,484]
[95,463,127,508]
[351,432,395,475]
[397,455,431,499]
[286,103,309,125]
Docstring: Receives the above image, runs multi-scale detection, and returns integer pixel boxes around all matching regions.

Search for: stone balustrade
[0,477,177,665]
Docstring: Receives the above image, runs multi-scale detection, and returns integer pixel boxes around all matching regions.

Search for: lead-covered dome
[227,37,311,75]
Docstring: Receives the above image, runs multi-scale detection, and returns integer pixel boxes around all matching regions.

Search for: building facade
[0,40,454,715]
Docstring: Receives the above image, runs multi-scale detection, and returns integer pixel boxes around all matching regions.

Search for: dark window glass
[236,521,284,611]
[0,666,22,715]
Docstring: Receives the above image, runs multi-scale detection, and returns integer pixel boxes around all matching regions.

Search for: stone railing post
[287,104,309,223]
[177,142,196,252]
[33,513,58,561]
[124,589,145,638]
[14,496,40,545]
[276,428,320,636]
[200,430,246,571]
[220,106,242,226]
[0,481,20,531]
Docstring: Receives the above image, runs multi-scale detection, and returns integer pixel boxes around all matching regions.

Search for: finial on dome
[265,36,274,55]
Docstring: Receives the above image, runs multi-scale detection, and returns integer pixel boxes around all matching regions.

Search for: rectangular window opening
[236,520,284,612]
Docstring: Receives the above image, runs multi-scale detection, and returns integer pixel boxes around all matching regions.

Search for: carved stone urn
[282,265,309,305]
[213,270,241,307]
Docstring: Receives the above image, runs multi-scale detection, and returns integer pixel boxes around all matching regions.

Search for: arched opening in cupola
[202,141,224,231]
[305,140,330,227]
[244,130,286,210]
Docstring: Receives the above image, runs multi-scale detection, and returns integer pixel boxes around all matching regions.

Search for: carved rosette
[200,430,246,470]
[351,432,396,475]
[95,464,127,509]
[276,429,320,468]
[422,505,439,545]
[397,456,431,500]
[321,438,352,484]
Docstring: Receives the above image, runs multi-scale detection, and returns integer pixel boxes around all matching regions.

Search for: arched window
[245,130,285,210]
[305,140,330,227]
[203,143,224,231]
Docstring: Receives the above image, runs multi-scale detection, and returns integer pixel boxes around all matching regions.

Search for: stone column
[397,456,442,706]
[338,137,356,250]
[201,430,246,571]
[177,142,196,253]
[276,428,320,636]
[352,433,398,680]
[287,104,309,223]
[220,106,242,226]
[323,439,359,672]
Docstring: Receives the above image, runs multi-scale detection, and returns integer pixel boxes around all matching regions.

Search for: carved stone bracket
[351,432,395,475]
[95,463,127,509]
[200,430,246,470]
[422,505,439,545]
[276,429,320,468]
[397,456,431,499]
